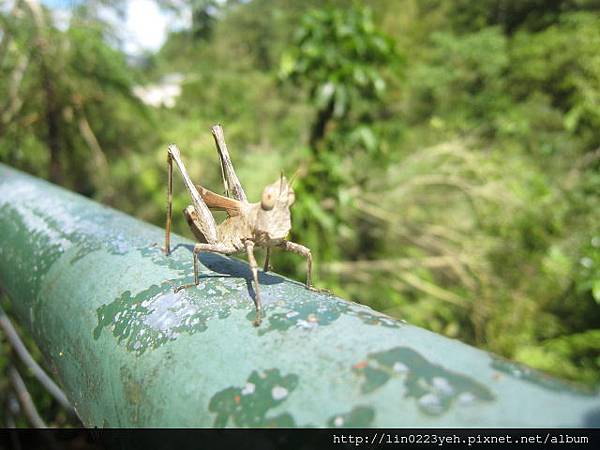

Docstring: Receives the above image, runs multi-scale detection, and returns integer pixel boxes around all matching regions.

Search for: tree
[280,5,398,151]
[0,0,151,198]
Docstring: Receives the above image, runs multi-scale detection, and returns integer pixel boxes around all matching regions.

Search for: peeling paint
[351,310,401,328]
[93,280,248,355]
[328,406,375,427]
[258,297,349,335]
[138,245,193,276]
[353,347,495,416]
[258,296,402,335]
[209,369,299,427]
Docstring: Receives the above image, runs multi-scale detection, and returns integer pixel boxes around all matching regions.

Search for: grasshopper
[163,124,318,326]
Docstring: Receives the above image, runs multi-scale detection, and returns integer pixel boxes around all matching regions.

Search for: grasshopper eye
[287,190,295,206]
[261,190,275,210]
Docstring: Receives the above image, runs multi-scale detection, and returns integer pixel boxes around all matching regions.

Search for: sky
[41,0,182,54]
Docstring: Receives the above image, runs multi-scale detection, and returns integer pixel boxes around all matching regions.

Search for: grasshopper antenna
[288,167,301,188]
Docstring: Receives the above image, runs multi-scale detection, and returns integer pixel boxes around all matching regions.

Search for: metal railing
[0,163,598,427]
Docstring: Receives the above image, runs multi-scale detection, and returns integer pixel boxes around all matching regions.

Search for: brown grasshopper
[163,124,318,326]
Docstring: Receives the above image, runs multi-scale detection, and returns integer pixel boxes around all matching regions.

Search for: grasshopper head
[255,175,295,242]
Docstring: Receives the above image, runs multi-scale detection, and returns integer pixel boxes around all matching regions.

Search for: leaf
[358,126,377,153]
[353,67,368,86]
[333,85,348,118]
[279,51,296,78]
[316,82,335,109]
[564,105,583,132]
[373,76,386,95]
[593,280,600,304]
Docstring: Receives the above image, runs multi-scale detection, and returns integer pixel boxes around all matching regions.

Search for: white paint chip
[418,393,443,414]
[392,362,409,373]
[432,377,454,395]
[457,392,476,405]
[271,386,288,401]
[241,382,255,396]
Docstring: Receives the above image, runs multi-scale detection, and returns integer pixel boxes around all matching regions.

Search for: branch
[394,272,466,307]
[8,365,47,428]
[22,0,65,184]
[0,0,23,66]
[0,309,73,412]
[4,393,20,429]
[323,256,457,274]
[324,254,480,293]
[0,52,29,130]
[22,0,44,30]
[76,108,112,196]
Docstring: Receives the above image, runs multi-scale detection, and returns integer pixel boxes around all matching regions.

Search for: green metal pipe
[0,163,598,427]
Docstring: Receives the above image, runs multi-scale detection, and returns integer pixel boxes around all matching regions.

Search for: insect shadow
[172,243,285,300]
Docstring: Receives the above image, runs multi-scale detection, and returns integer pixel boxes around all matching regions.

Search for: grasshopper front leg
[263,247,272,272]
[278,240,315,289]
[245,240,263,327]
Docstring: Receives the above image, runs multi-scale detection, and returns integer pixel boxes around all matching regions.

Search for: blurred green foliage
[280,6,397,145]
[0,0,599,425]
[278,5,400,264]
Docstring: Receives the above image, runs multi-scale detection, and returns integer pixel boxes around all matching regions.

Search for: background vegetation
[0,0,599,426]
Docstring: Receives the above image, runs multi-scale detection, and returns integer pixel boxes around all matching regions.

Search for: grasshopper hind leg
[183,205,209,243]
